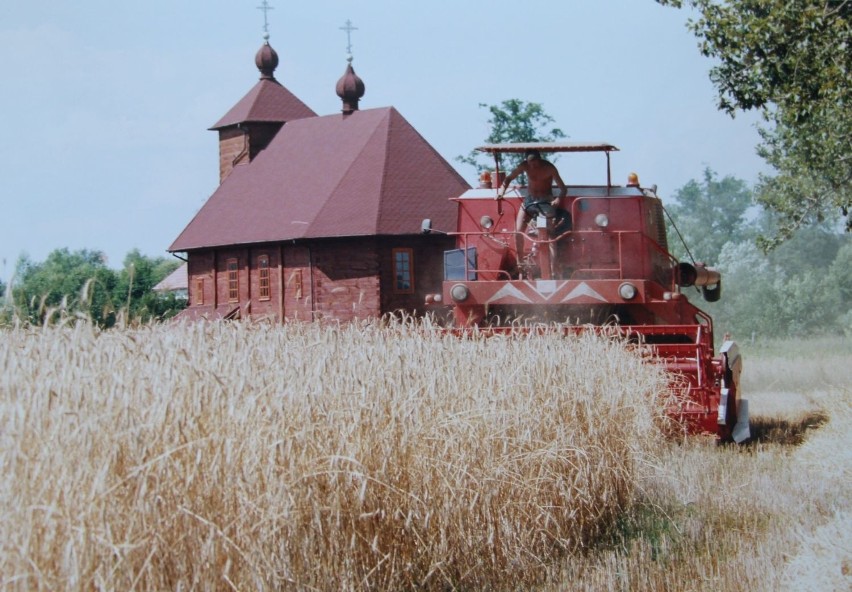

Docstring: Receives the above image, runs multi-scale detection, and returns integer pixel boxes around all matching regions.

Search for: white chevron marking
[486,283,533,304]
[562,282,608,303]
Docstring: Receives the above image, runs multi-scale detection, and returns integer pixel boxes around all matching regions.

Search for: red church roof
[210,78,316,129]
[210,40,316,128]
[170,106,468,252]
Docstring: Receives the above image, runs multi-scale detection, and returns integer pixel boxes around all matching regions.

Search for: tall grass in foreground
[0,319,669,590]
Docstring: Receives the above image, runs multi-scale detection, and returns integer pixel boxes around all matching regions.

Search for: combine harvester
[422,142,749,442]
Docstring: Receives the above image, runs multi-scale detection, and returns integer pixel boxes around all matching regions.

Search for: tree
[827,241,852,335]
[0,276,7,324]
[457,99,565,176]
[665,167,754,263]
[827,241,852,304]
[710,233,849,339]
[7,248,186,328]
[13,248,117,326]
[657,0,851,245]
[712,240,784,337]
[766,224,845,276]
[112,249,185,323]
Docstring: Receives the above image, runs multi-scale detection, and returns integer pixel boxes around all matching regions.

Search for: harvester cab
[423,142,749,442]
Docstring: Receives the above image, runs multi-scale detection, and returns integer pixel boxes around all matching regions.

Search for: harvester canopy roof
[476,142,619,154]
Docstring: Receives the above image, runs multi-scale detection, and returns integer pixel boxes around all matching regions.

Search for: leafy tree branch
[457,99,565,175]
[656,0,851,245]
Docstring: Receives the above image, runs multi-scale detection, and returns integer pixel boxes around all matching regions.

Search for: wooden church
[169,34,469,321]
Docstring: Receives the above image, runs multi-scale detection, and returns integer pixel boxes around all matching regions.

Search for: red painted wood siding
[182,234,454,322]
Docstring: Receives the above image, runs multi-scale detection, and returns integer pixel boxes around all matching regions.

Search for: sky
[0,0,770,280]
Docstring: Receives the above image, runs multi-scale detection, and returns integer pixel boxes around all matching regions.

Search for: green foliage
[755,112,850,248]
[827,242,852,336]
[665,167,754,264]
[767,225,845,277]
[6,248,185,328]
[827,242,852,304]
[0,277,9,323]
[656,0,851,244]
[457,99,565,175]
[705,229,850,339]
[710,240,780,338]
[13,249,117,326]
[114,249,185,323]
[664,168,850,339]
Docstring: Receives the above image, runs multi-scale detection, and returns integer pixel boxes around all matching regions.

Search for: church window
[258,255,270,300]
[227,259,239,302]
[393,248,414,294]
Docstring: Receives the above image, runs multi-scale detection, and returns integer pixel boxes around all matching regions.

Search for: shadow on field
[745,410,830,446]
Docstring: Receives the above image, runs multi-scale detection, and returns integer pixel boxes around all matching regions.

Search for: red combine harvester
[422,142,749,442]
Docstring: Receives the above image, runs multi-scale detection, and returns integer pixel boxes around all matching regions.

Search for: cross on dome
[253,1,278,78]
[339,19,358,60]
[257,1,274,36]
[335,20,365,113]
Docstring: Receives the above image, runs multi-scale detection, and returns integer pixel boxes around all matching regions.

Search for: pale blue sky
[0,0,767,279]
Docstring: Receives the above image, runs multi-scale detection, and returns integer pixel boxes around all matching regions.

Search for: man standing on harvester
[497,149,567,264]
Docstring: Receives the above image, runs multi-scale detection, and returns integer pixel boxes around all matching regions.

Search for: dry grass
[0,319,670,590]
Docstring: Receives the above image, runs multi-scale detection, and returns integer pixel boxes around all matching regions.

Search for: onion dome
[255,33,279,80]
[335,56,365,114]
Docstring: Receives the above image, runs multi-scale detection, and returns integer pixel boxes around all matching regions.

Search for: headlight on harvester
[594,213,609,228]
[450,284,470,302]
[618,282,637,300]
[479,215,494,230]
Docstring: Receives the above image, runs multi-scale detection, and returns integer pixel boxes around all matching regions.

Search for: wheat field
[1,319,673,590]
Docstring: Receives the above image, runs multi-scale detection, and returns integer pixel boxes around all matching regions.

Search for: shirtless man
[496,149,567,260]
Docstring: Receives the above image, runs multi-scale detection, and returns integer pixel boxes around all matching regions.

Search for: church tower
[210,32,316,183]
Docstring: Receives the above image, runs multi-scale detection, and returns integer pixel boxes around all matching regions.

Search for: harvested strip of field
[0,320,668,590]
[550,338,852,592]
